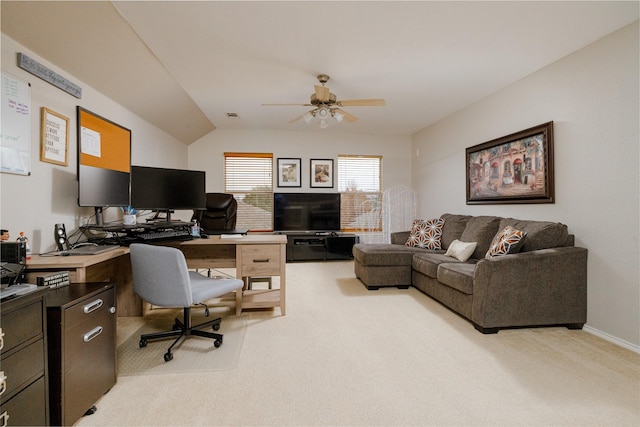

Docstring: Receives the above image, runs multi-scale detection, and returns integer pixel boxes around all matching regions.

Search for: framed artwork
[466,121,554,204]
[40,107,69,166]
[277,157,301,187]
[310,159,334,188]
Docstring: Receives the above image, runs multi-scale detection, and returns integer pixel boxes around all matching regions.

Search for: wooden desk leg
[235,288,242,316]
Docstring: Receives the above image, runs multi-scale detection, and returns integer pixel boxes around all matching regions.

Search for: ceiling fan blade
[314,85,330,103]
[262,103,312,107]
[335,108,358,123]
[289,114,304,124]
[337,99,386,107]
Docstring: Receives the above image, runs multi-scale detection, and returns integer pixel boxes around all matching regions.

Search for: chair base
[139,307,223,362]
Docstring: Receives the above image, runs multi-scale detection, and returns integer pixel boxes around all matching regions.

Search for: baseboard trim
[583,325,640,354]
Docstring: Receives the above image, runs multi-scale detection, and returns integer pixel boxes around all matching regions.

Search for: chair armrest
[471,246,588,329]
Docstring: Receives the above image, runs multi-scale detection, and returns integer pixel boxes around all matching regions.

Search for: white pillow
[444,239,477,262]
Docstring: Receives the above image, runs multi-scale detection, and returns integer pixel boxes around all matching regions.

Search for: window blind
[224,152,273,231]
[337,155,382,232]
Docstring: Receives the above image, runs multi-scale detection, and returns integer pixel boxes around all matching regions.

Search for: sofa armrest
[471,246,587,330]
[391,231,410,245]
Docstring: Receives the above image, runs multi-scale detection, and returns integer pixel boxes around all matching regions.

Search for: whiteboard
[1,72,31,175]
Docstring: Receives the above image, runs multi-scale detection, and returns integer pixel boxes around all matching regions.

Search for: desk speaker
[54,223,69,251]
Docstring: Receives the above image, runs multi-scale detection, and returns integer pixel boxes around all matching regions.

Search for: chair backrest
[129,243,193,308]
[192,193,238,232]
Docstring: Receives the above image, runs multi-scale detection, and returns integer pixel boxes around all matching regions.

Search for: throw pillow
[444,239,477,262]
[486,226,527,258]
[405,218,445,250]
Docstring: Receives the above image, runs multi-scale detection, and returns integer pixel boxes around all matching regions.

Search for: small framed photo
[40,107,69,166]
[310,159,333,188]
[277,158,301,187]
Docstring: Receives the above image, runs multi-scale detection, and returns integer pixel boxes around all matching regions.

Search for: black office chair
[129,243,244,362]
[192,193,238,233]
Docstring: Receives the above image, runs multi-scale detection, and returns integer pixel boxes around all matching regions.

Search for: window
[224,152,273,231]
[337,155,382,231]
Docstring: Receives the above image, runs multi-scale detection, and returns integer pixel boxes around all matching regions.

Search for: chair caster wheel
[164,352,173,362]
[214,339,222,348]
[213,323,221,331]
[139,339,147,348]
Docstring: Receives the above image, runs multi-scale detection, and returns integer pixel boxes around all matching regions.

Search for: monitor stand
[94,207,104,227]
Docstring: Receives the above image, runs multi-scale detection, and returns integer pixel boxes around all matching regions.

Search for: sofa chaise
[353,213,587,333]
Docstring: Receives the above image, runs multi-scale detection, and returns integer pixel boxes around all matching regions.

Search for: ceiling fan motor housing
[310,93,337,106]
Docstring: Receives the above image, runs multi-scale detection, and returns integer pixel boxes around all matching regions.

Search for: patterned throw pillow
[486,226,527,257]
[405,218,445,250]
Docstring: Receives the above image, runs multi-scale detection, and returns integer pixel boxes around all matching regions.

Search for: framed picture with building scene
[466,121,554,204]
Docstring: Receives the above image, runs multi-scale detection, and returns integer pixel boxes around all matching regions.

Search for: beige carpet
[77,261,640,426]
[117,305,246,376]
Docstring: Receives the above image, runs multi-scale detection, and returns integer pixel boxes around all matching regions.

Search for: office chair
[192,193,238,233]
[129,243,244,362]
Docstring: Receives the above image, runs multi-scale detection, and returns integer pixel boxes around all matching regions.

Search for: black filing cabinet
[0,287,50,426]
[46,282,116,426]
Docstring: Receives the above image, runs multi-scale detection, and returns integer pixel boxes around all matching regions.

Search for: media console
[281,233,359,262]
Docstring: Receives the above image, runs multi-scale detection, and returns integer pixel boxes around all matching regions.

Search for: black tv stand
[281,232,359,262]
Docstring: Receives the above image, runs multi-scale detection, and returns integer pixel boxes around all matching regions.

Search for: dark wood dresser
[46,282,117,426]
[0,287,50,426]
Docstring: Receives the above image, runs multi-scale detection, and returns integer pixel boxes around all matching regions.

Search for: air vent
[226,113,239,119]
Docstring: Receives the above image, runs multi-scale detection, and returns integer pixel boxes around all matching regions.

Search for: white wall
[188,129,412,193]
[0,35,188,253]
[412,22,639,349]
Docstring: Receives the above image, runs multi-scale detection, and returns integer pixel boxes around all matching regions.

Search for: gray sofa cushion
[437,262,476,295]
[459,216,502,259]
[498,218,569,252]
[440,213,471,250]
[412,252,455,278]
[352,243,424,266]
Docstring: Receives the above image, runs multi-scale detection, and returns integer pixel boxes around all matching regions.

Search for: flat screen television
[274,193,341,232]
[130,166,206,221]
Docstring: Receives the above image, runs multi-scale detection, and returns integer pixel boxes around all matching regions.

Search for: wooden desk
[175,234,287,315]
[26,234,287,317]
[26,248,140,317]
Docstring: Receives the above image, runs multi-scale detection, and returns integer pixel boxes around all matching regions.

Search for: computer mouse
[200,233,209,239]
[61,251,70,256]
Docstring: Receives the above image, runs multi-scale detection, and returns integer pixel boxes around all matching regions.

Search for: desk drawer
[64,288,114,330]
[0,299,43,355]
[0,339,45,401]
[240,244,281,276]
[0,375,47,427]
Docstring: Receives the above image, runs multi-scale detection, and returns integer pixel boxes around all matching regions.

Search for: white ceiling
[2,1,638,144]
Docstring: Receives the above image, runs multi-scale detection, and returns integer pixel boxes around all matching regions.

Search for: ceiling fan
[262,74,385,127]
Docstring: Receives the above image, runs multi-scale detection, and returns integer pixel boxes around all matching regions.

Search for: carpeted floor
[117,305,246,376]
[76,261,640,426]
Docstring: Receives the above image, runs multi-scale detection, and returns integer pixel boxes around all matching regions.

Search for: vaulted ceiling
[2,1,637,144]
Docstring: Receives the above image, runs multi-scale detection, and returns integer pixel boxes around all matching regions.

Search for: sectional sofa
[353,214,588,333]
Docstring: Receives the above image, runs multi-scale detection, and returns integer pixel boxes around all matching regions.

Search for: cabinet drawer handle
[253,259,270,263]
[0,411,8,427]
[0,328,4,351]
[83,299,103,314]
[83,326,103,343]
[0,371,6,396]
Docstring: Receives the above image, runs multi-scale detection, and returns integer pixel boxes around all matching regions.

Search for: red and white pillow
[405,218,445,250]
[486,226,527,257]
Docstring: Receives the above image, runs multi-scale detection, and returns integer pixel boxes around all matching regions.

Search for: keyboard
[133,229,194,243]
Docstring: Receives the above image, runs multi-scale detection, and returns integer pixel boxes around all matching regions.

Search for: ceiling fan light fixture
[319,118,329,129]
[317,107,330,119]
[332,110,344,122]
[303,111,315,124]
